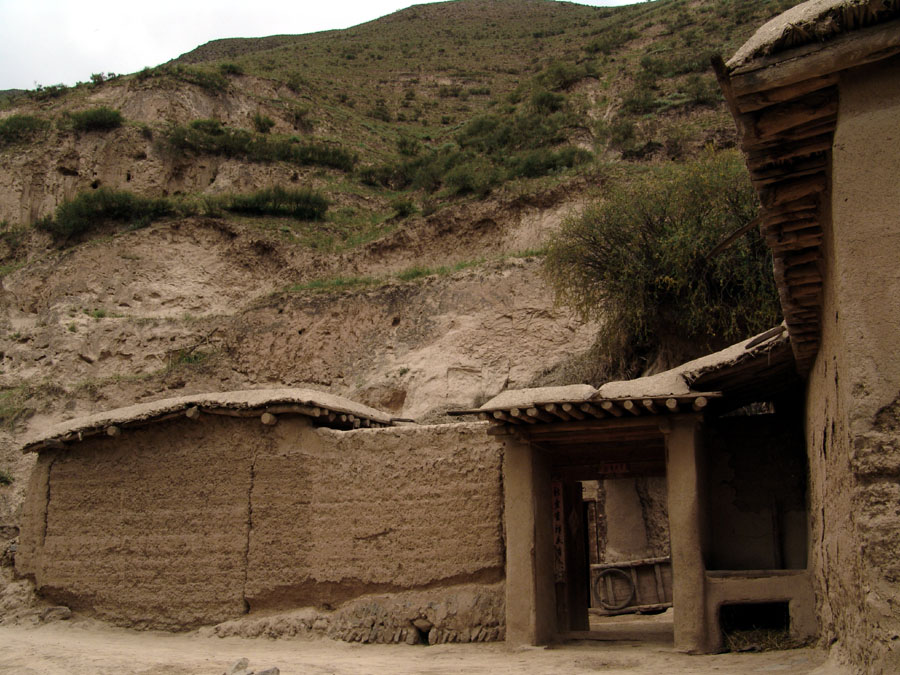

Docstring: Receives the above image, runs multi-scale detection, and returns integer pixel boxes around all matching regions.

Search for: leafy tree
[544,150,780,380]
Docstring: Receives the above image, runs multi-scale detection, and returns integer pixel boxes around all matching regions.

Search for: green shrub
[69,107,123,132]
[190,118,225,135]
[640,50,712,78]
[0,220,30,262]
[28,83,69,101]
[438,84,463,98]
[457,110,567,155]
[224,186,327,220]
[286,72,311,93]
[545,150,780,379]
[219,62,244,76]
[37,188,176,240]
[506,147,591,179]
[397,265,433,281]
[358,147,467,193]
[252,113,275,134]
[683,74,722,106]
[538,61,594,90]
[164,122,356,171]
[622,86,658,114]
[531,90,565,114]
[0,114,48,145]
[170,66,228,93]
[597,117,637,152]
[289,105,313,132]
[397,134,421,157]
[585,29,637,55]
[390,198,416,218]
[367,99,392,122]
[444,157,499,197]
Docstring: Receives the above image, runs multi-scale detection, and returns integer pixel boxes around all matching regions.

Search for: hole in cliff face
[90,180,101,189]
[126,171,132,182]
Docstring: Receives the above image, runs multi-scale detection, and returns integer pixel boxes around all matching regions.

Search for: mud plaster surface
[479,325,788,410]
[803,57,900,674]
[16,417,504,633]
[727,0,898,68]
[21,387,392,450]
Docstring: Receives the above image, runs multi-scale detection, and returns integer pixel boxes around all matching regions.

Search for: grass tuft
[69,107,123,132]
[224,186,328,220]
[37,189,176,241]
[0,114,49,145]
[724,629,810,653]
[164,120,356,171]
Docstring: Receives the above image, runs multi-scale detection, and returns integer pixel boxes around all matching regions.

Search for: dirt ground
[0,617,846,675]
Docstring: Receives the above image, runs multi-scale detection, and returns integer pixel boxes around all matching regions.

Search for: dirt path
[0,619,843,675]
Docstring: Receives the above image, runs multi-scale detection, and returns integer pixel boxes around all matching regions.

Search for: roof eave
[716,17,900,374]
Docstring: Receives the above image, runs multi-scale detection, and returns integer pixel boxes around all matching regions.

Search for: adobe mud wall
[706,415,807,571]
[16,417,505,639]
[587,477,669,565]
[806,56,900,674]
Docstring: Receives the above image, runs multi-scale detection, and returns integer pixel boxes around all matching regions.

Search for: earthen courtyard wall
[16,416,505,633]
[805,56,900,673]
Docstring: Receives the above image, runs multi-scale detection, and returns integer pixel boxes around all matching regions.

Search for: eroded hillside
[0,0,794,526]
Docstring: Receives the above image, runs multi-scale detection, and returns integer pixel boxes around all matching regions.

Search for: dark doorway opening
[550,449,673,644]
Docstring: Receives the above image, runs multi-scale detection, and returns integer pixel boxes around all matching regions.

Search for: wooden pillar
[662,416,713,653]
[504,436,555,646]
[556,481,589,632]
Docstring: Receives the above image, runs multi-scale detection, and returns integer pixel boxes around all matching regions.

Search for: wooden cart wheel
[595,567,635,611]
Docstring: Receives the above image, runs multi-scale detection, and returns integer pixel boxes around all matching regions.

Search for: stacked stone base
[212,583,505,645]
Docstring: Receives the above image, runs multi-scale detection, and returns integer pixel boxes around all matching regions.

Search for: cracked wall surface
[245,422,504,612]
[806,57,900,674]
[15,416,505,633]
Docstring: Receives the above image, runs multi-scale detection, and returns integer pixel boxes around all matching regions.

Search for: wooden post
[504,437,555,646]
[663,416,712,653]
[560,482,589,632]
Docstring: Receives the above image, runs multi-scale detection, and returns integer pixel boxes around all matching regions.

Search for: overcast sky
[0,0,641,91]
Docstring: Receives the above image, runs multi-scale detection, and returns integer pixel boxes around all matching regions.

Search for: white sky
[0,0,641,91]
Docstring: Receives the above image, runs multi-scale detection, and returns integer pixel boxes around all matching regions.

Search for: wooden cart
[589,556,673,616]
